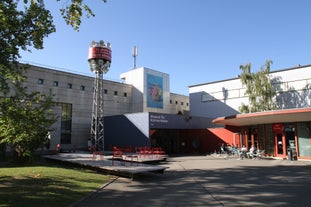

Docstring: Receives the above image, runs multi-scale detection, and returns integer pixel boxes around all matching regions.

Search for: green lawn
[0,159,110,207]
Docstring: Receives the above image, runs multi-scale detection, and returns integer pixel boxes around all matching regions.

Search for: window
[123,92,127,97]
[59,103,72,144]
[175,101,178,105]
[181,102,184,106]
[104,89,108,94]
[38,79,44,85]
[67,83,72,89]
[80,85,85,91]
[114,91,118,96]
[170,100,172,104]
[53,81,58,87]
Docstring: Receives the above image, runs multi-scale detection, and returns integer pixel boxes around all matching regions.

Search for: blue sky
[20,0,311,95]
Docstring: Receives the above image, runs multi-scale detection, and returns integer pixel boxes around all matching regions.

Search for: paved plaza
[71,155,311,207]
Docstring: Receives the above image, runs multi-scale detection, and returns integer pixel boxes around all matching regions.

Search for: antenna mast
[132,46,138,69]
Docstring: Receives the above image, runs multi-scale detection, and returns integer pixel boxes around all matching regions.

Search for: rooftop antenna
[132,46,138,69]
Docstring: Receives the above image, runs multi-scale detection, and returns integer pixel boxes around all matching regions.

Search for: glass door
[285,124,295,149]
[276,133,284,155]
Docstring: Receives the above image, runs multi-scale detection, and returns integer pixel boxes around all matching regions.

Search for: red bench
[112,147,124,165]
[92,146,103,160]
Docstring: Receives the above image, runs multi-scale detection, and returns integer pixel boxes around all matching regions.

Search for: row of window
[170,99,189,106]
[37,79,187,105]
[37,78,128,97]
[38,78,83,90]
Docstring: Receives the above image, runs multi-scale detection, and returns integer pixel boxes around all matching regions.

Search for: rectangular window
[38,79,44,85]
[114,91,118,96]
[298,122,311,156]
[104,89,108,94]
[80,85,85,91]
[67,83,72,89]
[124,92,127,97]
[53,81,58,87]
[175,101,178,105]
[201,93,214,102]
[59,103,72,144]
[170,100,172,104]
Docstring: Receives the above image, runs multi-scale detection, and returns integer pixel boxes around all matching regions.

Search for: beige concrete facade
[20,64,189,150]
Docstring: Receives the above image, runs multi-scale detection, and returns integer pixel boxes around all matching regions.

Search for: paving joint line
[177,162,225,207]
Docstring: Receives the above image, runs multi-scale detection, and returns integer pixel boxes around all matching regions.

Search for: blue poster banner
[147,74,163,108]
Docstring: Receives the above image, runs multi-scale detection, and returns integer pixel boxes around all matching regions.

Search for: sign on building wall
[272,123,284,133]
[147,74,163,108]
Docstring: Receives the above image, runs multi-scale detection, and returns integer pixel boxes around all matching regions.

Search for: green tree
[59,0,107,31]
[1,0,106,93]
[0,0,106,160]
[239,60,277,113]
[0,91,56,161]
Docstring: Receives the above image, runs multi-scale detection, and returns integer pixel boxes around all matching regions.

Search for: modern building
[189,64,311,159]
[19,64,190,151]
[4,63,311,158]
[189,64,311,118]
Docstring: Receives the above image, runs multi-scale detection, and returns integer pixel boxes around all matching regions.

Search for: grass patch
[0,159,110,207]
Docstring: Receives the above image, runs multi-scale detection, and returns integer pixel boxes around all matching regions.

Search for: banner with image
[147,74,163,108]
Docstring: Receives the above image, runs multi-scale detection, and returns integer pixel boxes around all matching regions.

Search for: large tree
[1,0,106,92]
[0,0,106,160]
[239,60,277,113]
[0,91,56,160]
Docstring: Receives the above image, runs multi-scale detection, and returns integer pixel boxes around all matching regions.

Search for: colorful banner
[147,74,163,108]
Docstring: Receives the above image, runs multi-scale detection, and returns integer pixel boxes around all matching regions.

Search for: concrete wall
[189,65,311,118]
[18,64,189,150]
[104,113,150,151]
[121,67,189,114]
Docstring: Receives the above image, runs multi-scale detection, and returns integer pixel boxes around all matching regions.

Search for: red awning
[212,108,311,126]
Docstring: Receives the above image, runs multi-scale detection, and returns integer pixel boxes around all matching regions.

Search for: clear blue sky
[19,0,311,95]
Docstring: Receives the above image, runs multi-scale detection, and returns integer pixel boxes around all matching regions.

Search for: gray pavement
[72,155,311,207]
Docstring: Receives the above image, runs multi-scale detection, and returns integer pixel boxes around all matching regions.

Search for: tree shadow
[272,76,311,109]
[75,159,311,207]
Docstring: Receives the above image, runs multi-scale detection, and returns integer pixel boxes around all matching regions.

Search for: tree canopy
[0,91,56,159]
[0,0,106,160]
[1,0,107,94]
[239,60,277,113]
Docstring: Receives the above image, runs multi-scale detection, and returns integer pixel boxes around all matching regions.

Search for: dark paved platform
[44,152,168,179]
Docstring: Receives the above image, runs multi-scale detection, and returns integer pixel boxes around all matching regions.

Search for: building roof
[188,64,311,88]
[212,108,311,126]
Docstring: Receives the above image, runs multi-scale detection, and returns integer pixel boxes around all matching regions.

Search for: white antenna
[132,46,138,69]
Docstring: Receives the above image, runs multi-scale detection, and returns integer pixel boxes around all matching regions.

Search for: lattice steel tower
[88,40,111,151]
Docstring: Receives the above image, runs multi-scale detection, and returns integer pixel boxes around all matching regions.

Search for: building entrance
[274,124,296,157]
[276,133,284,155]
[285,125,296,149]
[150,129,181,154]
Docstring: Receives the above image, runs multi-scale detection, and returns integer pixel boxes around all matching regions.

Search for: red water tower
[88,40,111,151]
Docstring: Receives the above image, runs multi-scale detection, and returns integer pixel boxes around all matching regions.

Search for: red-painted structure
[212,108,311,159]
[88,46,112,62]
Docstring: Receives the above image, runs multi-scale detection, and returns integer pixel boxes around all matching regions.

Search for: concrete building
[189,64,311,118]
[5,63,311,158]
[120,67,189,115]
[189,64,311,159]
[21,64,189,151]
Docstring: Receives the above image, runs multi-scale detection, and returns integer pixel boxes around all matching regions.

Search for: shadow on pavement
[73,157,311,207]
